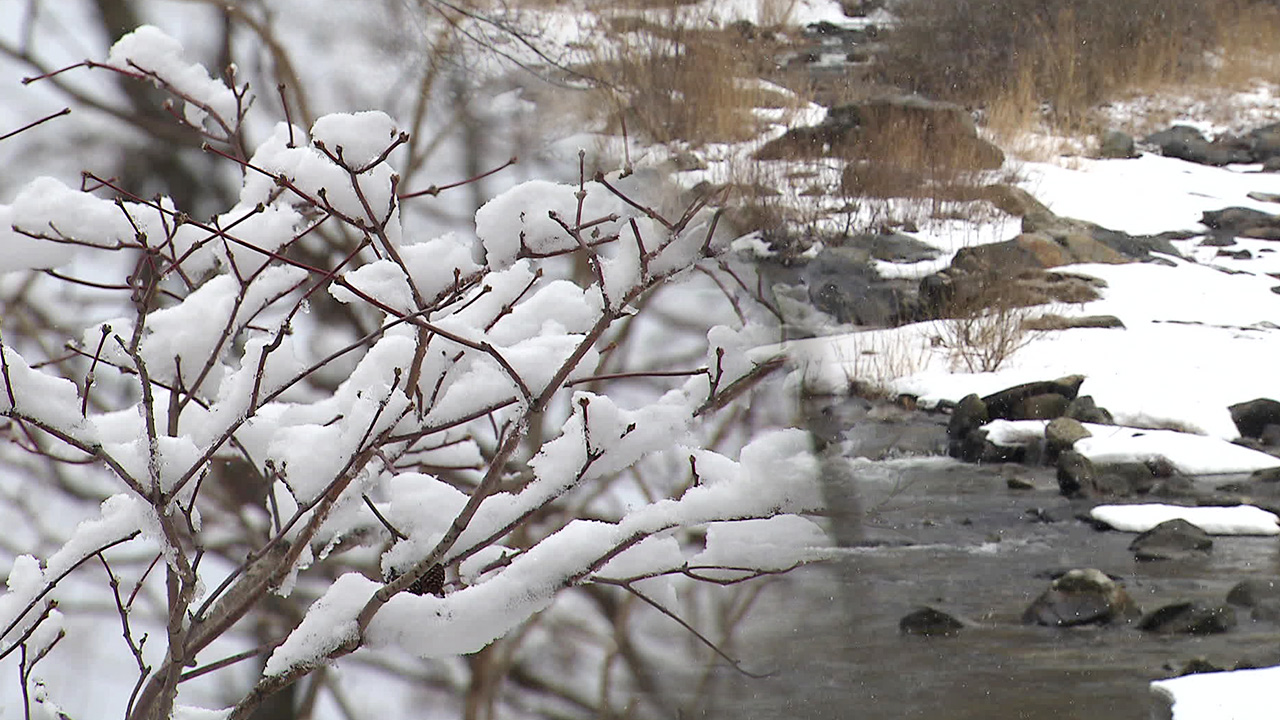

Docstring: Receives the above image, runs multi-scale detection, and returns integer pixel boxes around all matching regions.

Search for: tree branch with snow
[0,21,825,720]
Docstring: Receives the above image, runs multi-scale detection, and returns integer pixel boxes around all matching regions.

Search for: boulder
[899,606,965,636]
[1023,568,1140,627]
[1056,452,1094,497]
[946,393,989,459]
[1024,314,1125,331]
[857,231,942,264]
[1065,395,1115,425]
[1020,393,1070,420]
[758,94,1005,174]
[1045,417,1090,458]
[1229,398,1280,439]
[1144,125,1252,166]
[1129,519,1213,561]
[1246,122,1280,162]
[1226,579,1280,608]
[804,246,920,326]
[1139,602,1237,635]
[1099,130,1137,159]
[982,376,1085,420]
[1202,207,1280,243]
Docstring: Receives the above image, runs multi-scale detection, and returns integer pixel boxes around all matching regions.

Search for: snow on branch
[0,23,817,719]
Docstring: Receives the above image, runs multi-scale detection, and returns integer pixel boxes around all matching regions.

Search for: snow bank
[1090,504,1280,535]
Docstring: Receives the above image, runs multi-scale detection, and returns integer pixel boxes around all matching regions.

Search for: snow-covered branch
[0,22,822,720]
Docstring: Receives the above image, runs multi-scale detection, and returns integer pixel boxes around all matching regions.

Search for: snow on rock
[310,111,401,169]
[106,26,238,127]
[1074,426,1280,475]
[1150,664,1280,720]
[1090,504,1280,536]
[264,572,377,675]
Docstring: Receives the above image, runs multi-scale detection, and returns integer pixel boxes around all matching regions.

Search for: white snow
[1089,503,1280,535]
[106,26,238,128]
[1151,665,1280,720]
[982,420,1280,475]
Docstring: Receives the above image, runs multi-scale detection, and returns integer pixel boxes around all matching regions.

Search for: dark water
[663,454,1280,719]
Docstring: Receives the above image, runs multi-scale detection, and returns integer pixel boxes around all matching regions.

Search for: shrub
[0,24,822,720]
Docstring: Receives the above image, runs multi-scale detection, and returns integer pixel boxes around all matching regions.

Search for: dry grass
[880,0,1280,142]
[834,331,930,399]
[573,9,805,147]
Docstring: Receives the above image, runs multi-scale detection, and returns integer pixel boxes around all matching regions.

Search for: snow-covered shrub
[0,25,823,719]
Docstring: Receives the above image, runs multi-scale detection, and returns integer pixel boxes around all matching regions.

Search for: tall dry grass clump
[879,0,1271,137]
[575,7,803,146]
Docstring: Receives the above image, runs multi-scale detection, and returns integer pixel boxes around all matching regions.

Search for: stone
[1229,398,1280,439]
[1023,314,1125,331]
[1019,393,1069,420]
[1057,450,1095,497]
[981,376,1085,421]
[856,231,942,264]
[1139,602,1237,635]
[947,393,989,459]
[757,94,1004,174]
[1059,232,1128,264]
[1065,395,1115,425]
[1144,125,1252,166]
[804,246,921,326]
[1226,579,1280,607]
[1023,568,1140,627]
[1045,417,1091,458]
[1202,207,1280,238]
[899,606,964,636]
[1129,519,1213,561]
[1249,466,1280,482]
[1099,129,1137,159]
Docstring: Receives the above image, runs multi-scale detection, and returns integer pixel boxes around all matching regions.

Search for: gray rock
[899,606,964,636]
[1045,417,1091,458]
[804,246,920,326]
[1099,129,1137,159]
[1140,602,1237,635]
[1129,519,1213,561]
[1020,393,1069,420]
[1229,398,1280,439]
[947,393,989,459]
[1066,395,1114,425]
[856,231,941,264]
[981,376,1085,421]
[1024,314,1125,331]
[1144,125,1252,166]
[1057,450,1096,498]
[1023,568,1140,627]
[1226,579,1280,607]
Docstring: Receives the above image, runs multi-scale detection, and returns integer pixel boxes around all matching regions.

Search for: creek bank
[806,386,1280,715]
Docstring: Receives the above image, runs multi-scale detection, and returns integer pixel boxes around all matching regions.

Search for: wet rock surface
[1129,519,1214,561]
[1023,568,1141,627]
[899,606,965,636]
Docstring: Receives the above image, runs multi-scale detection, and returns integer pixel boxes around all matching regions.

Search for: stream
[652,403,1280,718]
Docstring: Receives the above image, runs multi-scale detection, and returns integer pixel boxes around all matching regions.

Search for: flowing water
[650,408,1280,719]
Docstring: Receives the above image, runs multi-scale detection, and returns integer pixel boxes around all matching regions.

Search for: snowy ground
[764,125,1280,720]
